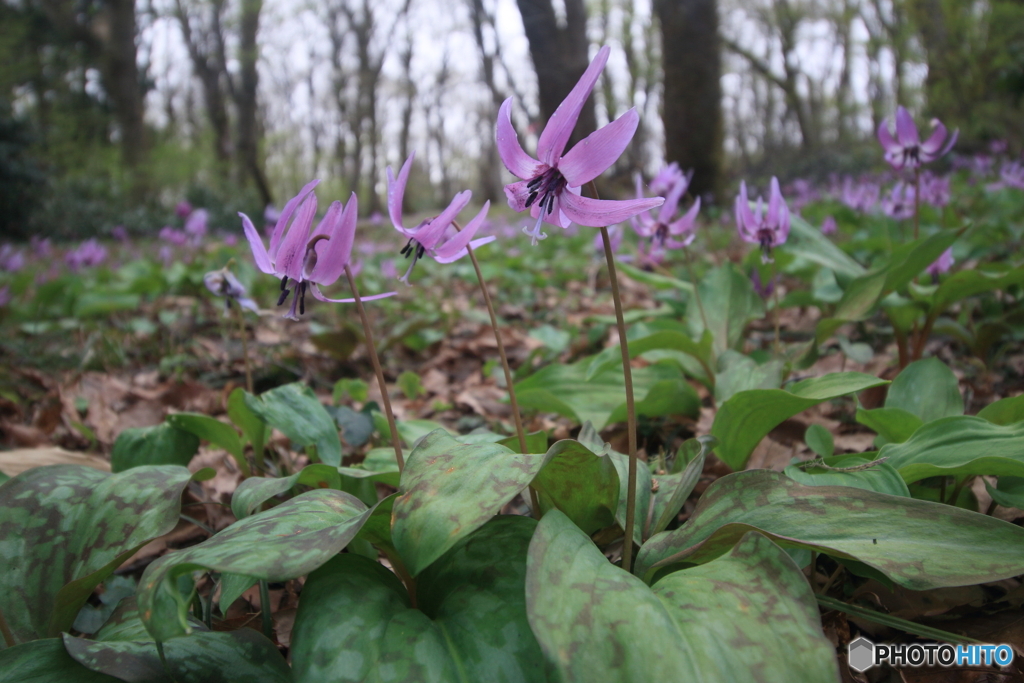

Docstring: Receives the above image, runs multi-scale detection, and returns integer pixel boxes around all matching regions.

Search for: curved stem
[589,182,638,572]
[345,265,404,472]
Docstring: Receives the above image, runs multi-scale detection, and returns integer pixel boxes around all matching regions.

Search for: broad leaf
[110,423,199,472]
[291,516,552,683]
[635,470,1024,590]
[710,372,888,470]
[880,416,1024,483]
[986,477,1024,510]
[392,430,545,576]
[784,455,910,497]
[804,424,834,458]
[931,264,1024,315]
[230,463,342,519]
[585,329,713,381]
[137,489,371,641]
[526,510,703,682]
[855,407,923,445]
[646,437,712,539]
[978,395,1024,426]
[0,465,194,642]
[714,351,784,403]
[515,357,700,430]
[652,531,840,682]
[227,388,265,456]
[608,450,653,547]
[0,639,119,682]
[337,446,402,487]
[243,382,342,466]
[687,263,765,355]
[531,439,619,535]
[885,358,963,422]
[167,412,248,476]
[787,213,865,279]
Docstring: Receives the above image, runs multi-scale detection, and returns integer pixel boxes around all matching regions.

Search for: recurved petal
[496,99,542,180]
[414,190,473,250]
[433,202,492,262]
[767,176,784,227]
[239,212,275,274]
[877,119,898,152]
[309,193,358,286]
[388,154,414,231]
[558,109,639,187]
[309,282,398,304]
[657,173,688,224]
[312,200,343,239]
[668,196,701,235]
[559,191,663,228]
[895,106,919,147]
[275,193,318,282]
[269,178,320,259]
[536,45,611,165]
[504,179,534,213]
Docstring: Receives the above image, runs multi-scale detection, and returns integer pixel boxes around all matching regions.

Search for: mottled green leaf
[880,416,1024,483]
[243,382,342,466]
[230,463,342,519]
[0,465,194,642]
[714,352,784,404]
[652,531,840,682]
[138,489,371,641]
[227,388,265,456]
[167,413,248,476]
[0,638,120,682]
[986,477,1024,510]
[65,612,289,683]
[329,405,374,447]
[635,470,1024,590]
[978,395,1024,426]
[110,423,199,472]
[646,438,711,539]
[885,358,963,422]
[855,407,923,445]
[516,357,699,430]
[688,263,765,355]
[354,492,398,555]
[291,516,551,683]
[608,450,652,548]
[711,372,888,470]
[531,439,619,535]
[525,510,703,682]
[392,430,545,576]
[784,455,910,497]
[336,446,401,488]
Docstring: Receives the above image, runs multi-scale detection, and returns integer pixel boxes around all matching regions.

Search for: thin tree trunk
[101,0,147,173]
[235,0,272,207]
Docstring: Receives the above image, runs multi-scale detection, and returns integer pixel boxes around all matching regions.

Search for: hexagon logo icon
[848,637,876,672]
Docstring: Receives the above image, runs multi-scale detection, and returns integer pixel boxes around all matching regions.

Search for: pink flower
[926,248,954,281]
[184,209,209,238]
[241,180,395,320]
[631,172,700,248]
[735,177,790,263]
[821,216,837,235]
[386,153,494,284]
[496,45,663,245]
[65,239,108,271]
[175,201,193,218]
[649,163,684,195]
[877,106,958,171]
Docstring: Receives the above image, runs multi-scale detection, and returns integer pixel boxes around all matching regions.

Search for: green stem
[947,476,972,506]
[464,240,542,517]
[587,181,638,572]
[816,595,982,644]
[771,261,782,357]
[259,579,273,640]
[345,265,404,472]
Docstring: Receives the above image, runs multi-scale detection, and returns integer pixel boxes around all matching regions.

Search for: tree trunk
[99,0,147,172]
[514,0,596,149]
[656,0,722,200]
[234,0,272,207]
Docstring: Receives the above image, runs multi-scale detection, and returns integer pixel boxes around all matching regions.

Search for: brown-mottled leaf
[531,439,619,535]
[0,465,194,643]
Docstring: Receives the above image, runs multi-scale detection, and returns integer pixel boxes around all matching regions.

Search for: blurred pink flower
[877,106,958,171]
[175,201,193,218]
[820,216,837,235]
[926,248,954,281]
[631,172,700,248]
[65,239,108,271]
[735,177,790,263]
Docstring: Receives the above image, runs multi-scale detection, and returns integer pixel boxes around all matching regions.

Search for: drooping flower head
[204,266,259,315]
[877,106,958,171]
[631,171,700,249]
[926,248,954,282]
[496,45,663,245]
[881,181,916,220]
[649,162,684,196]
[240,180,395,320]
[386,152,494,284]
[735,177,790,264]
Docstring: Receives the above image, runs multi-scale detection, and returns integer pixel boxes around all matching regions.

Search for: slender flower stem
[588,181,638,572]
[0,604,16,647]
[345,265,404,472]
[913,166,921,241]
[232,303,253,393]
[462,237,542,517]
[258,579,273,639]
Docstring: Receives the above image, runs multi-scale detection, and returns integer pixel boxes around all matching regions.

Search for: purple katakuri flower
[840,177,880,213]
[926,248,954,282]
[881,182,916,220]
[111,225,129,242]
[919,172,950,207]
[30,237,51,258]
[735,177,790,264]
[650,162,684,195]
[185,208,209,239]
[877,106,958,171]
[631,172,700,249]
[999,162,1024,191]
[223,234,238,247]
[821,216,837,235]
[175,201,193,218]
[751,269,776,299]
[241,180,396,320]
[159,226,189,246]
[496,45,663,245]
[204,267,259,314]
[0,245,25,273]
[65,239,108,271]
[387,153,495,284]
